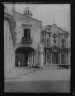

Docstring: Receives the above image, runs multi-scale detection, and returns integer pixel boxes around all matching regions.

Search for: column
[46,51,47,63]
[27,54,29,66]
[32,51,33,66]
[64,53,65,65]
[43,51,45,65]
[29,53,30,65]
[69,53,71,65]
[5,22,10,75]
[45,32,46,46]
[9,29,11,72]
[40,44,44,66]
[69,52,71,65]
[33,51,34,66]
[67,35,68,65]
[30,52,32,66]
[49,34,51,47]
[40,48,44,66]
[50,52,52,66]
[60,52,61,65]
[58,53,60,68]
[34,52,35,66]
[68,53,69,65]
[29,53,31,67]
[66,52,67,65]
[31,52,33,67]
[40,52,43,66]
[67,52,68,65]
[9,31,15,71]
[49,52,51,65]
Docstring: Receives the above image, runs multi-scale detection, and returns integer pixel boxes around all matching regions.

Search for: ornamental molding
[22,24,32,29]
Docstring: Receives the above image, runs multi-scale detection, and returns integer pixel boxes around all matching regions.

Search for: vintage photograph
[4,3,71,93]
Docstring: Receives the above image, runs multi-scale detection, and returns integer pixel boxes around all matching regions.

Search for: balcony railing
[22,37,33,44]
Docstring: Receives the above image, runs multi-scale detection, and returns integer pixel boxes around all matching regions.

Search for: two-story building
[4,4,43,75]
[41,24,71,67]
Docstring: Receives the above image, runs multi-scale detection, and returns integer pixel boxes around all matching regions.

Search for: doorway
[52,52,58,64]
[61,52,66,64]
[15,47,35,67]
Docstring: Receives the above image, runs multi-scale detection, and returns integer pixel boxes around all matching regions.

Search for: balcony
[22,37,33,44]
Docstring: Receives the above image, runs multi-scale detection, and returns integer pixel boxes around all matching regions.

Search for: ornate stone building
[4,4,43,76]
[41,24,71,67]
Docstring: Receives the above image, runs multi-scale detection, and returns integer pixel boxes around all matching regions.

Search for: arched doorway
[15,47,35,67]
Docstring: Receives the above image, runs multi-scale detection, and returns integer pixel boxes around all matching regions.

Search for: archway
[15,47,35,67]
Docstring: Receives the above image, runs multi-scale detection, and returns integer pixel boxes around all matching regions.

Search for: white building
[4,4,43,77]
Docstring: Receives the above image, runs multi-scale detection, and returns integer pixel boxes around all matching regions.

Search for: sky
[15,4,70,32]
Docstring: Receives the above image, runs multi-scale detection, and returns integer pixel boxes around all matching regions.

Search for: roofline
[14,11,42,22]
[42,24,70,33]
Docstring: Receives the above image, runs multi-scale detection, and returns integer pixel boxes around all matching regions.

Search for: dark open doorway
[15,47,35,67]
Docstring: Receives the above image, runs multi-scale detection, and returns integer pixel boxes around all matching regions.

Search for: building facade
[4,4,43,75]
[41,24,71,67]
[4,4,71,77]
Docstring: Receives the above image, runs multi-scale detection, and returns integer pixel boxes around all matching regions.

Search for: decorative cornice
[22,24,32,29]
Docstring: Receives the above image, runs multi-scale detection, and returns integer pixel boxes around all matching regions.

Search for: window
[46,51,49,62]
[61,52,65,64]
[24,29,30,38]
[53,34,57,47]
[47,37,49,47]
[61,39,65,48]
[53,38,57,47]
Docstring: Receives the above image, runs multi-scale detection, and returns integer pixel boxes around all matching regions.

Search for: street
[4,68,70,93]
